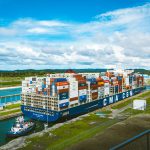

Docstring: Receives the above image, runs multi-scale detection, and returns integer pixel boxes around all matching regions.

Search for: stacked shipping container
[22,70,144,110]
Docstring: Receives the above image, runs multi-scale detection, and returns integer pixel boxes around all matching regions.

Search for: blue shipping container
[129,76,132,84]
[54,78,67,82]
[87,78,97,82]
[79,95,87,102]
[44,91,47,95]
[115,85,118,93]
[59,92,69,100]
[79,83,86,87]
[59,102,69,108]
[117,76,122,81]
[90,81,97,85]
[42,84,46,89]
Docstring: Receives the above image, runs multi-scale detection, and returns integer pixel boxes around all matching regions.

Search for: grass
[112,100,132,109]
[0,81,21,88]
[0,103,21,116]
[19,114,117,150]
[0,108,21,116]
[0,77,24,81]
[101,110,112,114]
[67,115,150,150]
[0,76,24,88]
[121,97,150,115]
[112,91,150,109]
[4,103,21,110]
[121,106,150,115]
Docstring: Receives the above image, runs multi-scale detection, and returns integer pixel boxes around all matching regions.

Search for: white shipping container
[69,81,78,89]
[38,87,42,91]
[57,85,69,90]
[58,99,69,104]
[125,77,129,86]
[104,87,109,95]
[70,91,78,98]
[104,82,109,87]
[79,89,87,96]
[101,76,109,80]
[98,87,104,91]
[91,90,98,93]
[98,91,104,97]
[46,81,50,85]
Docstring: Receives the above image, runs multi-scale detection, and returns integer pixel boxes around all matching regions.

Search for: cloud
[0,3,150,70]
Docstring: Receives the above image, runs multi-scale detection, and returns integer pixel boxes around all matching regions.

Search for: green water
[0,116,46,146]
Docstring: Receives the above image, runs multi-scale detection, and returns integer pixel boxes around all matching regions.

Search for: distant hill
[134,69,150,75]
[0,68,149,77]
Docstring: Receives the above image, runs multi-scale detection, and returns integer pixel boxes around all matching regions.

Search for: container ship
[21,69,145,122]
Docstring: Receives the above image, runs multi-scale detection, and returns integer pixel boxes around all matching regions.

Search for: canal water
[0,87,21,104]
[0,116,47,146]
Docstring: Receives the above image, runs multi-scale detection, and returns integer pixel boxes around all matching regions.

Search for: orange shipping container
[97,82,104,86]
[56,81,69,86]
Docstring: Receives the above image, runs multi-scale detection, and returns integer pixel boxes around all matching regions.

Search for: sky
[0,0,150,70]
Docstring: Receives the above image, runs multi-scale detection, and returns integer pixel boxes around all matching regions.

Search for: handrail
[110,129,150,150]
[0,94,21,98]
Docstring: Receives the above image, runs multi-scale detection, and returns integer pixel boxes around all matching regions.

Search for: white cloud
[0,3,150,70]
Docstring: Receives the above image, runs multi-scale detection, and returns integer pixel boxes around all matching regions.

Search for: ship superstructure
[21,69,144,122]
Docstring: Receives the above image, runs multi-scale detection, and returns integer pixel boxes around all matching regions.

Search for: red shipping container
[90,84,98,90]
[78,79,86,83]
[104,80,109,83]
[92,92,98,100]
[57,88,69,93]
[70,97,78,101]
[118,80,122,85]
[78,86,87,90]
[73,74,82,78]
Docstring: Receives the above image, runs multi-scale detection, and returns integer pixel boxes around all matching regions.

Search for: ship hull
[21,87,145,122]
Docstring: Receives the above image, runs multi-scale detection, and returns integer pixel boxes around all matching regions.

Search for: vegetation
[4,103,21,110]
[3,90,149,150]
[112,91,150,109]
[67,115,150,150]
[0,81,21,88]
[0,108,21,116]
[0,103,21,118]
[112,99,133,109]
[0,68,149,87]
[19,115,117,150]
[134,69,150,75]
